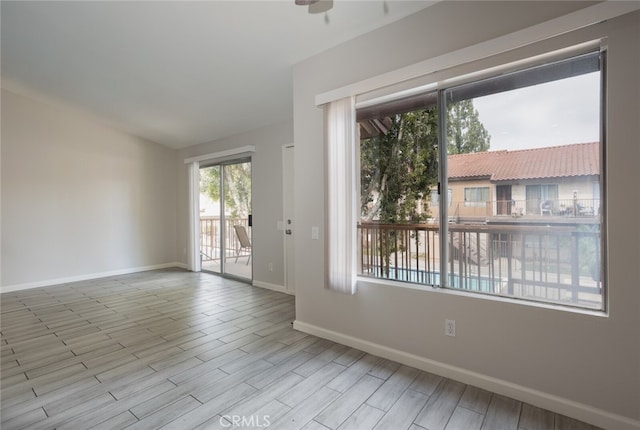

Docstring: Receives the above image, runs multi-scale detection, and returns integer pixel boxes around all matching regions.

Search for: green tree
[447,99,491,154]
[200,163,251,219]
[360,108,438,223]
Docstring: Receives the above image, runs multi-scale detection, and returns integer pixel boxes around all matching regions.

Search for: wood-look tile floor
[1,269,602,430]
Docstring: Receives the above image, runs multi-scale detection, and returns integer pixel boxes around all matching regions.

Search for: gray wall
[176,120,293,289]
[1,89,178,288]
[293,2,639,427]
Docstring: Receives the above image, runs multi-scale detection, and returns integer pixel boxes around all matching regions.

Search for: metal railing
[449,198,600,218]
[358,221,602,309]
[200,217,251,262]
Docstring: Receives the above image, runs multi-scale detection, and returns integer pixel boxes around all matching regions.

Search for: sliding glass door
[199,159,252,280]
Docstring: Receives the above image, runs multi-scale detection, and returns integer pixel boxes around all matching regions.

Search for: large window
[356,50,604,310]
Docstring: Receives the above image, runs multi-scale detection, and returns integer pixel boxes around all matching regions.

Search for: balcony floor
[202,255,252,280]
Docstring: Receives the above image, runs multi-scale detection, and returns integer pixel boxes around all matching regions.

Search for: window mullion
[438,89,449,289]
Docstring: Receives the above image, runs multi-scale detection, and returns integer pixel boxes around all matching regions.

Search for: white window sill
[356,275,608,318]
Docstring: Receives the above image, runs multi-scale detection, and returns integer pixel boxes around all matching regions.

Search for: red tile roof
[448,142,599,182]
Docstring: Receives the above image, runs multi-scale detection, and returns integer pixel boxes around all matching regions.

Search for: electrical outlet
[445,319,456,337]
[268,263,273,272]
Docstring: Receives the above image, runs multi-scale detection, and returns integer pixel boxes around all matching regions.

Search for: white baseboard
[1,262,187,293]
[252,280,294,295]
[293,320,640,430]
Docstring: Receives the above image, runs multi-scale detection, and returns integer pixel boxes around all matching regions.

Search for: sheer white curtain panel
[187,162,201,272]
[325,96,358,294]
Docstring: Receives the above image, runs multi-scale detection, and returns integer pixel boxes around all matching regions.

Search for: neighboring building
[437,142,600,219]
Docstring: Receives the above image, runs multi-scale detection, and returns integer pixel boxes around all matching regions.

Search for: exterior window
[464,187,489,207]
[525,184,559,214]
[356,49,605,310]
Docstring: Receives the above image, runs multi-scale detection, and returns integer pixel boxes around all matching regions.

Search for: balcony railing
[446,198,600,219]
[358,221,602,309]
[200,217,251,262]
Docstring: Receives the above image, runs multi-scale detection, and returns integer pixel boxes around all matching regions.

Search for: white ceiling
[1,1,434,149]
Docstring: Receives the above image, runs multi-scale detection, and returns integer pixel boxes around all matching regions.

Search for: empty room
[1,1,639,429]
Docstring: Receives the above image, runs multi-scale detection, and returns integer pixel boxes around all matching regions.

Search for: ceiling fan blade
[309,0,333,14]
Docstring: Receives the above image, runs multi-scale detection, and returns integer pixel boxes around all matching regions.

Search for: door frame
[184,146,255,276]
[200,159,253,281]
[496,185,512,216]
[282,144,295,294]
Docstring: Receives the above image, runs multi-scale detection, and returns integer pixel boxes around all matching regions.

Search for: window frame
[463,187,490,208]
[354,46,607,311]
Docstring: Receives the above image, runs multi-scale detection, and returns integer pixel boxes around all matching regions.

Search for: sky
[472,72,600,151]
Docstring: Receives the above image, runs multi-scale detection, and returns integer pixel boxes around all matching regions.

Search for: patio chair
[233,225,252,265]
[540,200,552,215]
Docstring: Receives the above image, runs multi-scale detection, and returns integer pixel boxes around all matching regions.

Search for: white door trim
[282,144,295,294]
